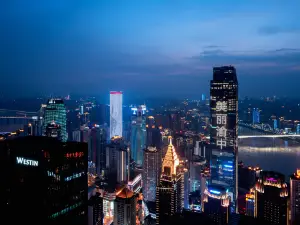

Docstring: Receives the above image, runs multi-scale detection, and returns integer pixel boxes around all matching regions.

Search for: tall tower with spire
[156,137,185,224]
[161,136,179,176]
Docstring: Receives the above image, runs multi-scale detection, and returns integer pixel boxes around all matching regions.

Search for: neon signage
[16,157,38,167]
[65,152,84,158]
[210,189,221,195]
[216,101,227,149]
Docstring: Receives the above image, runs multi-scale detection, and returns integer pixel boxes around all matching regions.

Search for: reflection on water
[239,138,300,180]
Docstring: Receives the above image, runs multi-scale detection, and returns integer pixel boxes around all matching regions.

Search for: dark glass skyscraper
[88,126,106,175]
[43,99,67,142]
[254,171,289,225]
[1,136,88,225]
[210,66,238,212]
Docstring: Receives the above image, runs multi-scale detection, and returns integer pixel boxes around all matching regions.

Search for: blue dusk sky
[1,0,300,99]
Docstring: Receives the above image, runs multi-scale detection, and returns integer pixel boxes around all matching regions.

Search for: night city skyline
[1,0,300,98]
[2,1,300,225]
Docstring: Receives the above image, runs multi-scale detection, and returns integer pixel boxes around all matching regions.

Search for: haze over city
[1,0,300,98]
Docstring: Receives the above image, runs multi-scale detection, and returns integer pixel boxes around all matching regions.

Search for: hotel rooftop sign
[16,157,39,167]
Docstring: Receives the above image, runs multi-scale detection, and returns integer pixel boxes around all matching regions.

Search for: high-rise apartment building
[210,66,238,212]
[290,169,300,225]
[114,187,136,225]
[143,146,160,202]
[110,91,123,138]
[130,105,146,166]
[43,98,67,142]
[1,136,88,225]
[254,171,289,225]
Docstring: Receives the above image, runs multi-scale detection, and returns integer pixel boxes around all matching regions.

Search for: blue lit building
[210,66,238,212]
[296,124,300,134]
[43,98,67,142]
[274,119,278,130]
[130,105,146,166]
[252,108,260,124]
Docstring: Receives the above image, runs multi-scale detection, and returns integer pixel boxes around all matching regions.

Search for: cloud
[258,26,300,35]
[204,45,225,49]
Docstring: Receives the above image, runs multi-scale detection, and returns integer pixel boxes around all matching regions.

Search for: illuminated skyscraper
[290,169,300,225]
[156,174,175,225]
[252,108,260,124]
[245,188,255,217]
[297,124,300,135]
[210,66,238,212]
[202,185,231,224]
[110,91,123,139]
[43,98,67,142]
[1,136,88,225]
[130,105,146,166]
[254,171,289,225]
[143,146,160,202]
[130,105,147,166]
[156,137,183,225]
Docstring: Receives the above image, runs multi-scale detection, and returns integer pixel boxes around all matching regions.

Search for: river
[239,137,300,180]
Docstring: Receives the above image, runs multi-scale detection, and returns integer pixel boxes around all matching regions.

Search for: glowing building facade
[130,105,146,166]
[202,185,231,224]
[210,66,238,212]
[254,171,289,225]
[245,188,255,217]
[43,98,67,142]
[110,91,123,139]
[156,137,184,225]
[290,169,300,225]
[252,108,260,124]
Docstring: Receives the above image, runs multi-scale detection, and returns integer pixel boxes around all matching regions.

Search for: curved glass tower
[130,105,146,166]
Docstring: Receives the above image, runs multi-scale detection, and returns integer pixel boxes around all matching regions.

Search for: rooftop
[116,187,134,199]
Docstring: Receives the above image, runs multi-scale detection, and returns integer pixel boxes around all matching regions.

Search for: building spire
[162,136,179,176]
[168,136,173,146]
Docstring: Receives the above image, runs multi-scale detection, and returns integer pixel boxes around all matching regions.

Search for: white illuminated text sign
[216,101,228,149]
[16,157,39,167]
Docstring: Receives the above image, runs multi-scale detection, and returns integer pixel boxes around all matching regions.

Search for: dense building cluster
[1,66,300,225]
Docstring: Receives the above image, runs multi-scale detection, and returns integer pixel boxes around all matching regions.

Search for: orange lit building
[114,187,136,225]
[156,137,184,225]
